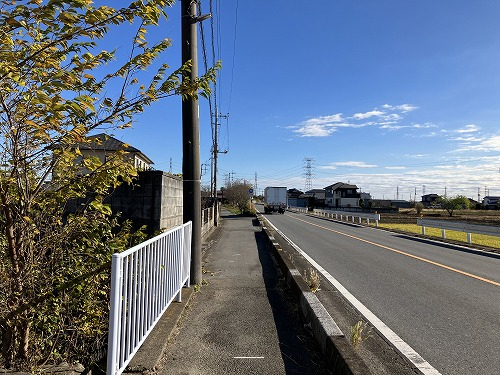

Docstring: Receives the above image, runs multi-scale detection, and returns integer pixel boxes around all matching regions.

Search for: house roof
[306,189,325,193]
[78,133,154,164]
[324,182,358,190]
[421,194,439,199]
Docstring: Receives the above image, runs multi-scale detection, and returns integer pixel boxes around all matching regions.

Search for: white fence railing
[107,221,192,375]
[417,218,500,244]
[290,207,380,227]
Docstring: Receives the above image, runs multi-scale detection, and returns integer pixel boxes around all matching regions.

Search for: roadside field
[373,209,500,250]
[375,222,500,249]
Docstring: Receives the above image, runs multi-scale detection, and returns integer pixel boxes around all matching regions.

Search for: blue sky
[113,1,500,201]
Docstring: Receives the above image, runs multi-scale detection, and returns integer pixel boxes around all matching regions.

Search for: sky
[109,1,500,201]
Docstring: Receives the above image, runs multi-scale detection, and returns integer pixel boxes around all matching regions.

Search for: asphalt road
[261,207,500,375]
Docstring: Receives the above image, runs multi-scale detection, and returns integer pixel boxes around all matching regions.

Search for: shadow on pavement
[254,230,331,375]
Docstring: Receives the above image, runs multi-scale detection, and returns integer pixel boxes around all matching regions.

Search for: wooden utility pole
[181,0,202,285]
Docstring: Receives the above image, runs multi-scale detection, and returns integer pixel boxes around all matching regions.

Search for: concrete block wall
[106,171,183,233]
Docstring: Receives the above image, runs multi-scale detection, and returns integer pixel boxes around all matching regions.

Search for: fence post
[107,255,122,375]
[177,226,184,302]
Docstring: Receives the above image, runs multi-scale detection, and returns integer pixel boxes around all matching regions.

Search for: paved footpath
[156,210,331,375]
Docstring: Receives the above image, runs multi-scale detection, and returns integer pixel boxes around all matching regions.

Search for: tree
[0,1,218,370]
[224,180,253,214]
[437,195,470,217]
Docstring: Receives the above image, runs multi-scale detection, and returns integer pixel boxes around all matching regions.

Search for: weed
[350,320,372,349]
[304,268,320,293]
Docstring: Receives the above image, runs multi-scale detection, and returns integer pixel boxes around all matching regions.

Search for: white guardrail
[107,221,192,375]
[290,207,381,227]
[417,218,500,244]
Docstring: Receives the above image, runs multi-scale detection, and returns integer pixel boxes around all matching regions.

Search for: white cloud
[381,104,418,112]
[353,110,385,120]
[303,114,343,126]
[413,123,436,129]
[385,166,406,170]
[396,104,418,112]
[293,124,335,137]
[289,103,420,137]
[331,161,378,168]
[380,124,407,130]
[456,124,480,133]
[481,135,500,151]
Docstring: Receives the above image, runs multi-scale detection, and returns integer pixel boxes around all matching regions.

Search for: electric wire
[227,0,239,113]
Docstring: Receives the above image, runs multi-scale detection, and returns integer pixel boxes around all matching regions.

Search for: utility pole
[181,0,208,286]
[211,112,228,226]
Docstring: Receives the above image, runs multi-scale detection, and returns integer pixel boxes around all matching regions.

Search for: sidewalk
[149,209,330,374]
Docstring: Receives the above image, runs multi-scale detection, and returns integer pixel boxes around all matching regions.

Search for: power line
[227,0,239,113]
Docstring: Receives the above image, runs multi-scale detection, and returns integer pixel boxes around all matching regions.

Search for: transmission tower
[303,158,315,192]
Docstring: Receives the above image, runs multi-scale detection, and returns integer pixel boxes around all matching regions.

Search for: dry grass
[375,222,500,249]
[350,321,372,349]
[304,268,321,293]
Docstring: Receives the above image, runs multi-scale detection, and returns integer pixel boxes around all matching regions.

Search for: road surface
[260,207,500,375]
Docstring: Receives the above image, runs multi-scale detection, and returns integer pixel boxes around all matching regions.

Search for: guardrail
[290,207,380,227]
[417,218,500,245]
[107,221,192,375]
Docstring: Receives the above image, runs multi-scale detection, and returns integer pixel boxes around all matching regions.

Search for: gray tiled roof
[79,133,140,152]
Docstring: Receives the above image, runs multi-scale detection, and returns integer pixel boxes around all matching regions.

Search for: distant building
[359,192,372,207]
[421,193,440,207]
[482,196,500,210]
[324,182,360,208]
[75,133,154,172]
[287,188,304,207]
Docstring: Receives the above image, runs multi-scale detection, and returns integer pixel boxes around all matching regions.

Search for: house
[324,182,361,208]
[359,192,372,207]
[421,194,440,207]
[293,189,326,208]
[482,196,500,210]
[287,188,304,207]
[468,198,480,209]
[76,133,154,171]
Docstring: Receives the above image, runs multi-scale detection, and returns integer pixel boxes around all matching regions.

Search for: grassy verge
[375,222,500,249]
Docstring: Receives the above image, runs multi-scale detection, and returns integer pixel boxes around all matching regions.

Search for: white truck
[264,186,287,214]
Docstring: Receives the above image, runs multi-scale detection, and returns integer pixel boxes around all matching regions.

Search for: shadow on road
[254,230,332,375]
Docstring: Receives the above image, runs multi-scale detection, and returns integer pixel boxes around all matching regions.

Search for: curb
[259,215,373,375]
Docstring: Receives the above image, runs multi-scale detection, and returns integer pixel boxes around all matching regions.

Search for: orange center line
[287,214,500,288]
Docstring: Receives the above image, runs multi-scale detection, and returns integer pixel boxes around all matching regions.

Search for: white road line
[263,215,442,375]
[233,357,265,359]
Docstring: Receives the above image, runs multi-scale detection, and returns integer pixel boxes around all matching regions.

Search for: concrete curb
[259,216,373,375]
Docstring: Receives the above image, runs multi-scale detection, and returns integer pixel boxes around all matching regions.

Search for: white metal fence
[106,221,192,375]
[417,218,500,244]
[290,207,381,227]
